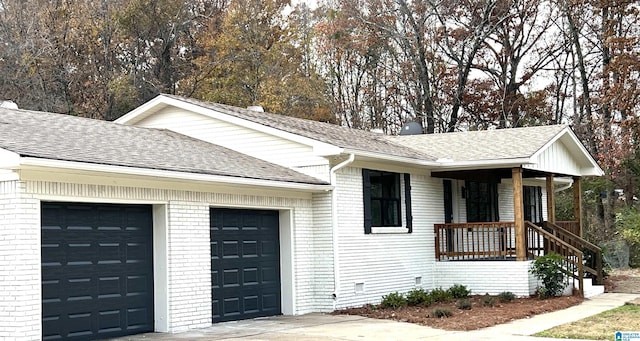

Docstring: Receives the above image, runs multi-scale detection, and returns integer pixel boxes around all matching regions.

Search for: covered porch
[432,167,603,297]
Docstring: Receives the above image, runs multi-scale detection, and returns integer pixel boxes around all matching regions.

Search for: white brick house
[0,95,602,340]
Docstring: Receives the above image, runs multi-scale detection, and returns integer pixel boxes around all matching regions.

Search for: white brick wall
[1,172,551,338]
[166,201,212,332]
[0,180,323,337]
[334,167,439,309]
[311,192,334,312]
[435,260,537,296]
[0,181,41,340]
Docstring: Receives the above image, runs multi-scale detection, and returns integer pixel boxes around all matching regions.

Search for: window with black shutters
[363,169,412,234]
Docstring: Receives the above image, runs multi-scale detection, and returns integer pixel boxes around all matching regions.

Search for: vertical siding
[525,139,581,175]
[0,181,41,340]
[135,108,329,168]
[334,167,439,309]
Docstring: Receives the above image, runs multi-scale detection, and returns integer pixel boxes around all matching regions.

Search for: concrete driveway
[112,314,454,341]
[112,293,640,341]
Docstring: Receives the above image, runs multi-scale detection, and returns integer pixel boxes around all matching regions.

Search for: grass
[534,304,640,340]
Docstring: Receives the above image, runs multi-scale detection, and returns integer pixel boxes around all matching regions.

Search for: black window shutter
[536,186,543,223]
[404,173,412,233]
[363,169,372,234]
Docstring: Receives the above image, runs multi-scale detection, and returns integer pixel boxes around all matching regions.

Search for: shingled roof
[0,108,328,185]
[387,125,568,162]
[158,94,435,161]
[117,95,601,176]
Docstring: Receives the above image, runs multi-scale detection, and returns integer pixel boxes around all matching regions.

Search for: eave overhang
[4,156,332,193]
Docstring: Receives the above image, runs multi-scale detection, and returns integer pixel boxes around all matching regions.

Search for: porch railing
[543,221,603,285]
[526,221,584,296]
[434,222,517,261]
[434,221,593,296]
[554,221,581,236]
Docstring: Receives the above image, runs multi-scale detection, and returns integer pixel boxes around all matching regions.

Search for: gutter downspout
[555,180,574,193]
[330,153,355,309]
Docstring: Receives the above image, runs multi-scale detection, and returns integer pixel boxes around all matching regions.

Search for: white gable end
[524,138,581,176]
[134,107,330,169]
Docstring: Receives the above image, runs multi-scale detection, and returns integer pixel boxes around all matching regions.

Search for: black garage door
[41,202,154,340]
[210,208,281,322]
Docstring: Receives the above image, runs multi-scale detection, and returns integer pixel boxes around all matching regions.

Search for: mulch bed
[332,295,583,331]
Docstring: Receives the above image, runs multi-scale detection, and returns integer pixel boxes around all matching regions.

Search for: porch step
[580,277,605,298]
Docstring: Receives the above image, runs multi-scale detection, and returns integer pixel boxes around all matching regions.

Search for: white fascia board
[0,148,21,169]
[343,148,440,167]
[19,157,333,192]
[530,127,604,177]
[432,157,534,171]
[343,148,535,171]
[114,96,168,124]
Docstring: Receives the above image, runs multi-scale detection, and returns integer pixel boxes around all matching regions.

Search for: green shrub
[497,291,515,302]
[429,287,452,303]
[530,253,569,298]
[380,292,407,308]
[406,288,429,306]
[482,295,496,307]
[456,299,472,310]
[448,284,471,298]
[432,308,453,318]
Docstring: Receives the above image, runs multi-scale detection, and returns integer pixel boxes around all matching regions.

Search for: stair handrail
[526,221,584,297]
[543,221,604,285]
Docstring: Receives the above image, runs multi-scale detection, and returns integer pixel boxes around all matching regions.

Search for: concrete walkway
[113,293,640,341]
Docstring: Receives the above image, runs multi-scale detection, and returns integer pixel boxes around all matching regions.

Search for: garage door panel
[223,269,241,287]
[222,240,240,258]
[260,240,278,258]
[262,293,280,311]
[98,310,122,333]
[41,202,154,341]
[261,265,279,284]
[243,267,259,285]
[242,240,258,257]
[211,208,281,323]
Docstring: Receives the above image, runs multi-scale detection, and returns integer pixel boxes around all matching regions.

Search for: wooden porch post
[573,176,583,237]
[513,167,526,261]
[546,174,555,223]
